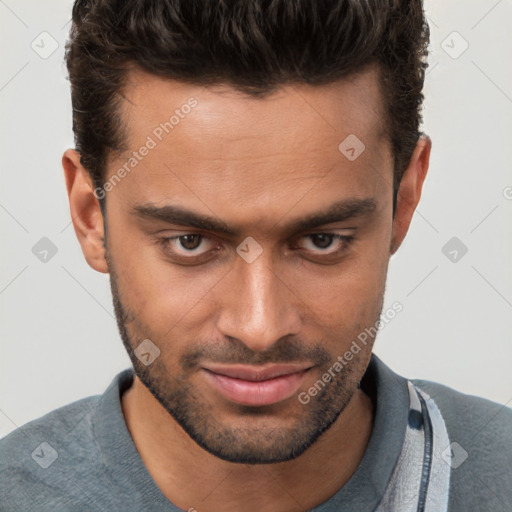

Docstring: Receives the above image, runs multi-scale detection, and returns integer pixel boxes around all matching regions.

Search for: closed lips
[202,364,313,381]
[201,364,314,406]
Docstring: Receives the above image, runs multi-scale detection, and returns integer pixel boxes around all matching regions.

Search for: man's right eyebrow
[131,204,236,235]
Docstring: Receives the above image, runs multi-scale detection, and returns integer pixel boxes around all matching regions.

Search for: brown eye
[156,233,220,264]
[178,234,203,250]
[296,233,354,255]
[309,234,335,249]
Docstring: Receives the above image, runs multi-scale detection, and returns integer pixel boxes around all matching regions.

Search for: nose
[216,248,302,352]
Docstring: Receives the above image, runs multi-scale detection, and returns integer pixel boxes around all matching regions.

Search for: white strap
[375,381,451,512]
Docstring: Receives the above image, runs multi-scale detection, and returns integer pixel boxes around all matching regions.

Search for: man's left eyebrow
[281,197,377,235]
[130,197,377,236]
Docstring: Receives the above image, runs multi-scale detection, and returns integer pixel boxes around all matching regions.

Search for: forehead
[120,64,388,150]
[107,66,392,227]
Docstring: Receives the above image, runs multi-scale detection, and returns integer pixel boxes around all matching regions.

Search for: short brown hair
[65,0,430,215]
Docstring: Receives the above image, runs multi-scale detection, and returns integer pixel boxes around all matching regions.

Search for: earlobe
[390,135,432,255]
[62,149,109,273]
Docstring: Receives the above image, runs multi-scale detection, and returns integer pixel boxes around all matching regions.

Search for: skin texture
[62,64,431,511]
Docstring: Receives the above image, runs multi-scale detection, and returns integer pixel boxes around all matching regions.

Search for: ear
[390,135,431,255]
[62,149,109,273]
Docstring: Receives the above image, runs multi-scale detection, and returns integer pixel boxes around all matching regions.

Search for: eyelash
[156,233,355,264]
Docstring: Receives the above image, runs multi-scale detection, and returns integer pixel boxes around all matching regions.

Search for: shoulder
[412,378,512,511]
[0,395,104,511]
[412,378,512,443]
[0,394,100,454]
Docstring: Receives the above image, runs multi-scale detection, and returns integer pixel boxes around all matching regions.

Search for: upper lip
[202,363,313,382]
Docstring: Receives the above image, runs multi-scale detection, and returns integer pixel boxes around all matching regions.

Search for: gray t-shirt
[1,354,511,511]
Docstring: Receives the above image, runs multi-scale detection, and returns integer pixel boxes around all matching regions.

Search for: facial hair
[106,247,378,464]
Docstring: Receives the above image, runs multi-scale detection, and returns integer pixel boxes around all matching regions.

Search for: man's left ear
[390,135,432,255]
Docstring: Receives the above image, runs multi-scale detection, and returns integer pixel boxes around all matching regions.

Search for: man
[1,0,511,510]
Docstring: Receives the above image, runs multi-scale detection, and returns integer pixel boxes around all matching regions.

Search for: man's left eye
[176,234,206,251]
[295,233,355,254]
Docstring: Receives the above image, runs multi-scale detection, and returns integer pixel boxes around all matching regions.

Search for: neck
[122,375,374,511]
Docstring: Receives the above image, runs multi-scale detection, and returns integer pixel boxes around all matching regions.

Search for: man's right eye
[156,233,221,263]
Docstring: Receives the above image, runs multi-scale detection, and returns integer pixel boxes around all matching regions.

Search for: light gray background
[1,0,511,438]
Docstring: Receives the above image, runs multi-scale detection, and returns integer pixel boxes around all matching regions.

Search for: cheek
[109,229,226,338]
[296,241,389,349]
[302,239,388,306]
[305,271,385,333]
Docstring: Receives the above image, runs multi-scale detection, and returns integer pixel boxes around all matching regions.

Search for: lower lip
[202,369,309,407]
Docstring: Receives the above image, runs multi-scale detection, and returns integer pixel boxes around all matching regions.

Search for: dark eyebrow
[131,198,377,237]
[283,197,377,234]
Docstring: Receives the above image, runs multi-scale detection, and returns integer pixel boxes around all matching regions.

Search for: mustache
[180,336,332,371]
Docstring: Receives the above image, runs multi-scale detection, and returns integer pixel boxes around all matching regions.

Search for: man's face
[101,66,395,463]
